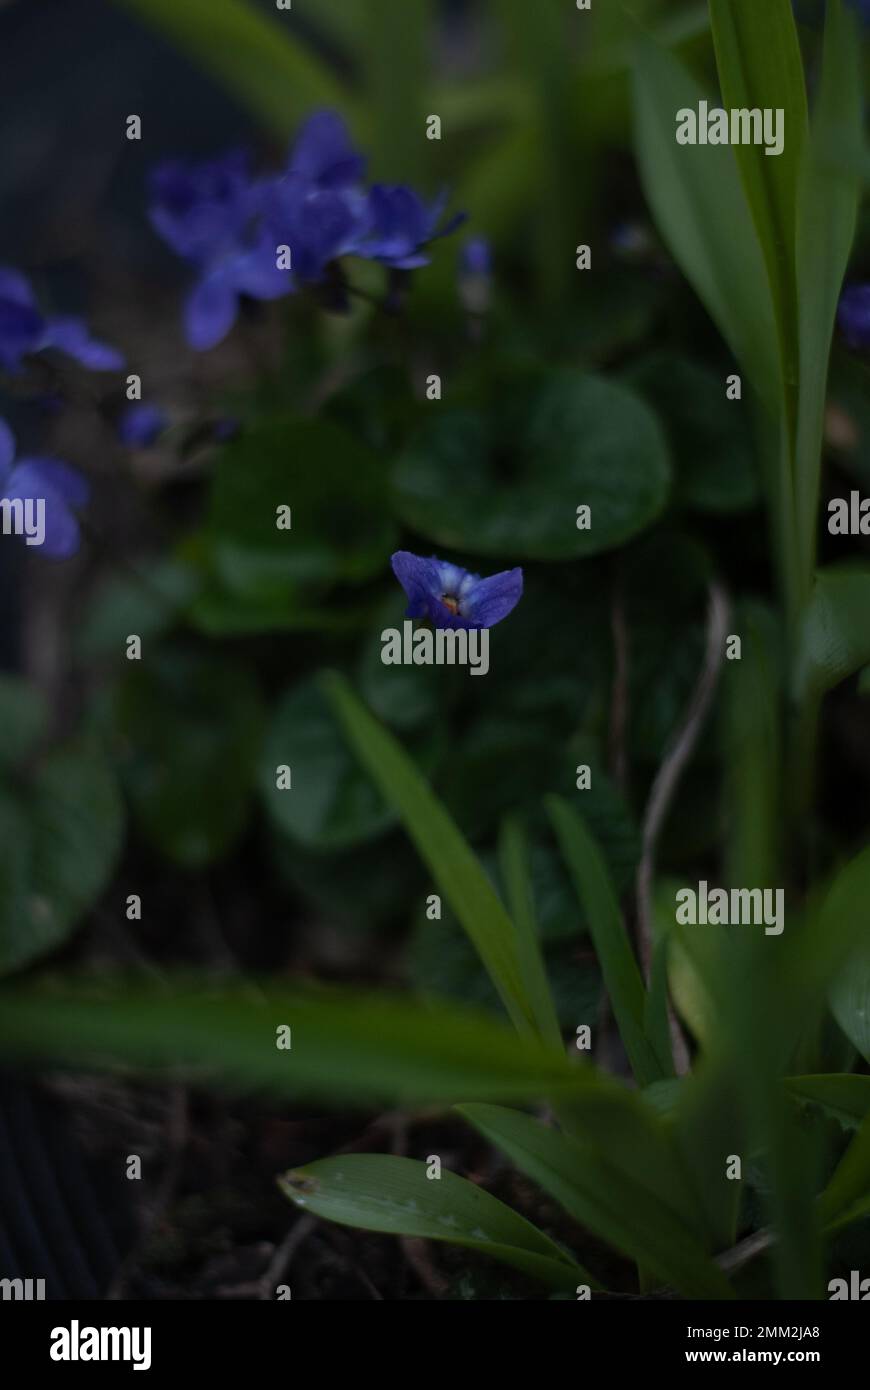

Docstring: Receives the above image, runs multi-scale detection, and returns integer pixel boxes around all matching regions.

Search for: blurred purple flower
[0,267,124,374]
[149,112,468,346]
[0,418,89,557]
[260,112,370,284]
[118,401,168,447]
[359,186,466,270]
[460,237,492,278]
[148,148,291,350]
[391,550,522,631]
[837,284,870,350]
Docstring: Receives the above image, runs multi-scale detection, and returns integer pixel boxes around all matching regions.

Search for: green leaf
[0,741,124,975]
[546,795,667,1086]
[672,1060,743,1250]
[0,677,48,769]
[498,818,561,1047]
[76,562,197,661]
[624,353,759,514]
[279,1153,592,1291]
[459,1103,734,1299]
[786,1075,870,1131]
[391,370,671,561]
[794,0,862,577]
[797,568,870,701]
[632,34,779,406]
[361,0,430,181]
[206,416,397,599]
[110,0,359,140]
[830,941,870,1066]
[116,646,263,868]
[260,677,396,851]
[819,1108,870,1233]
[0,978,610,1107]
[709,0,807,405]
[321,672,535,1033]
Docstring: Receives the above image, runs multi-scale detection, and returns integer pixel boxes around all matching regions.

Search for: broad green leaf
[0,979,607,1106]
[116,647,263,868]
[0,677,47,769]
[0,740,124,975]
[459,1103,734,1299]
[829,924,870,1067]
[546,796,667,1086]
[798,568,870,700]
[261,677,398,851]
[322,672,535,1032]
[794,0,862,577]
[391,370,671,561]
[632,34,779,406]
[77,562,197,660]
[498,817,561,1047]
[207,417,397,598]
[709,0,807,412]
[110,0,358,140]
[279,1153,592,1291]
[786,1075,870,1131]
[819,1108,870,1232]
[624,353,759,513]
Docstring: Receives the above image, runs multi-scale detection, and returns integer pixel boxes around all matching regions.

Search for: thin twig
[257,1216,317,1300]
[636,582,731,1074]
[716,1227,773,1275]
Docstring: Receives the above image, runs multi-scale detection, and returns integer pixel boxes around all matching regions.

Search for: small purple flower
[118,401,168,447]
[359,186,466,270]
[837,284,870,350]
[0,418,89,558]
[391,550,522,631]
[0,267,124,374]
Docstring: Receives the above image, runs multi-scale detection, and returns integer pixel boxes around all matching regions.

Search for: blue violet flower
[391,551,523,630]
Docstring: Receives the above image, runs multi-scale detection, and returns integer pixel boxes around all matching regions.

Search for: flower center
[440,594,460,614]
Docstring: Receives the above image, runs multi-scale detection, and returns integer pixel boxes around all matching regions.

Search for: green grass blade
[794,0,862,578]
[786,1075,870,1131]
[498,817,562,1047]
[279,1153,595,1292]
[0,978,604,1106]
[819,1108,870,1231]
[709,0,807,428]
[322,671,535,1033]
[361,0,430,181]
[110,0,360,140]
[546,795,666,1086]
[632,32,779,408]
[458,1103,734,1299]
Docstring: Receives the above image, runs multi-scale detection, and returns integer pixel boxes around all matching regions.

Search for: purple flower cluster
[148,112,465,351]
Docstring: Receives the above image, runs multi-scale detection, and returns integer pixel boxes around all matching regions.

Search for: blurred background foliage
[0,0,868,1299]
